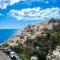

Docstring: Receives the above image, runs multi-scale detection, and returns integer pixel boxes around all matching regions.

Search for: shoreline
[0,29,19,46]
[0,29,23,46]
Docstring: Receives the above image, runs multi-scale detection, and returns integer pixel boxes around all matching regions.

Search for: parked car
[9,51,16,60]
[3,47,10,55]
[3,47,22,60]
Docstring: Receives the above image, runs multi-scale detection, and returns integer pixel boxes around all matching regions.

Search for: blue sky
[0,0,60,29]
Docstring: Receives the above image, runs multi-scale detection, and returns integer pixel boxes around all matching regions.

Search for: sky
[0,0,60,29]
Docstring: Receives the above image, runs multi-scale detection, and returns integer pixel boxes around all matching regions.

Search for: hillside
[3,18,60,60]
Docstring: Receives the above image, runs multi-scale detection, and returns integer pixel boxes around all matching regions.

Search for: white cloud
[10,0,20,5]
[0,0,53,9]
[8,7,60,21]
[0,0,25,9]
[0,0,54,9]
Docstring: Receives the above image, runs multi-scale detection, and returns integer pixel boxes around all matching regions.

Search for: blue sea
[0,29,18,45]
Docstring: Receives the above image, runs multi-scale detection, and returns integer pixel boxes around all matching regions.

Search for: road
[0,51,12,60]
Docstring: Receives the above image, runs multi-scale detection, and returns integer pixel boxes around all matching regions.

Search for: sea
[0,29,18,45]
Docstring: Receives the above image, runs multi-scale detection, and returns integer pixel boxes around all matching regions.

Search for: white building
[31,56,38,60]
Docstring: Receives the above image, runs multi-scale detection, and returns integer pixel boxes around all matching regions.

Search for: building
[31,56,38,60]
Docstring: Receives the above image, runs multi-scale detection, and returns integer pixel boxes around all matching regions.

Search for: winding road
[0,51,12,60]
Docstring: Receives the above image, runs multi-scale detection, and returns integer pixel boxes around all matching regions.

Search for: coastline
[0,29,24,46]
[0,29,19,46]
